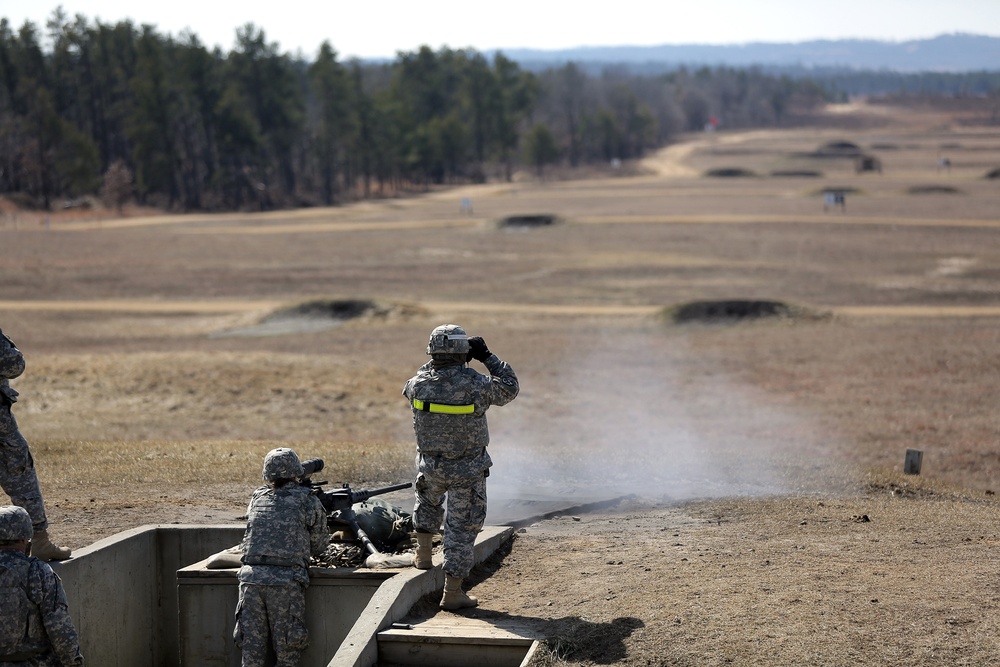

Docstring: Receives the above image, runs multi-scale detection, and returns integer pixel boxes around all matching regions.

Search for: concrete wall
[51,524,245,667]
[177,562,394,666]
[49,523,517,667]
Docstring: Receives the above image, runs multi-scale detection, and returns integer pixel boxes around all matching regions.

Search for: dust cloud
[486,327,847,522]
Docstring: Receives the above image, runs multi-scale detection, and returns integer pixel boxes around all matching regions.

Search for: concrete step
[377,615,539,667]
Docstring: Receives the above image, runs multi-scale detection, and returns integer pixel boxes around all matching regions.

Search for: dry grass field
[2,98,1000,665]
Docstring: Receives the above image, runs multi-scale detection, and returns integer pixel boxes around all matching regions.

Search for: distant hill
[500,33,1000,74]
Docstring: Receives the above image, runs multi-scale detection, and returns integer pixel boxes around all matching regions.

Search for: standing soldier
[0,329,71,561]
[0,505,84,666]
[403,325,519,610]
[233,448,329,667]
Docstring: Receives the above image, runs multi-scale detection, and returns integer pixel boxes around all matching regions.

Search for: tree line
[0,12,830,212]
[799,68,1000,98]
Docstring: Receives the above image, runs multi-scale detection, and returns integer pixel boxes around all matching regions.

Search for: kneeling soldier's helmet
[262,447,304,482]
[426,324,470,355]
[0,506,33,541]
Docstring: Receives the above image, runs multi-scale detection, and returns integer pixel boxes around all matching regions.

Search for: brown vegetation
[2,99,1000,664]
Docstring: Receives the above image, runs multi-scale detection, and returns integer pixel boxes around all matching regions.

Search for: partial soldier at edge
[402,324,519,610]
[0,505,84,666]
[0,329,71,562]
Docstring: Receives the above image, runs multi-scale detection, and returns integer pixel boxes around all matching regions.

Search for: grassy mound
[811,140,864,157]
[770,169,822,177]
[906,185,962,195]
[215,299,423,338]
[498,214,560,228]
[664,299,827,324]
[266,299,379,320]
[704,167,757,178]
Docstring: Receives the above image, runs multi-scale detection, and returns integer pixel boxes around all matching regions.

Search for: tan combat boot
[30,530,72,561]
[413,532,434,569]
[440,575,478,610]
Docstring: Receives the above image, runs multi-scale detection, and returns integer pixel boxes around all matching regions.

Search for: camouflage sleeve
[31,562,84,666]
[239,488,265,553]
[482,355,519,407]
[306,493,330,557]
[402,362,432,401]
[0,332,26,381]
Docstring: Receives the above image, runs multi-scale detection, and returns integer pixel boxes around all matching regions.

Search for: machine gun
[300,458,412,557]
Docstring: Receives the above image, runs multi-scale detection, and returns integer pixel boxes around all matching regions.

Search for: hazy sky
[3,1,1000,59]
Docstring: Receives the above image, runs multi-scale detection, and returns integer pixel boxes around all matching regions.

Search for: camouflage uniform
[0,331,48,532]
[402,334,518,579]
[0,507,83,667]
[233,482,329,667]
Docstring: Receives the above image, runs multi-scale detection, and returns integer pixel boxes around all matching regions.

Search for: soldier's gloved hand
[468,336,491,362]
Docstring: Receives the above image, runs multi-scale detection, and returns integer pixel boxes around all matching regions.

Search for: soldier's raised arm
[468,336,518,407]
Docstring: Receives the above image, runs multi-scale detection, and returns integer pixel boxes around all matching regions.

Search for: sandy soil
[3,99,1000,665]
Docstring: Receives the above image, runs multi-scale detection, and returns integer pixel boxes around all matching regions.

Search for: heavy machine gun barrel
[300,458,412,556]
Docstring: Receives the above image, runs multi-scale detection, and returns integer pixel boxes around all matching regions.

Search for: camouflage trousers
[413,452,488,578]
[233,582,308,667]
[0,406,46,531]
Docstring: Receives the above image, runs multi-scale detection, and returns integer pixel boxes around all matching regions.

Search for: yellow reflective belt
[412,399,474,414]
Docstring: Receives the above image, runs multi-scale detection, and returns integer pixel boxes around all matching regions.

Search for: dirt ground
[3,98,1000,665]
[469,487,1000,666]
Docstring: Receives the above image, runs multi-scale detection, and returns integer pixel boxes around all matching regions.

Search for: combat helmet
[262,447,305,482]
[426,324,470,355]
[0,506,33,542]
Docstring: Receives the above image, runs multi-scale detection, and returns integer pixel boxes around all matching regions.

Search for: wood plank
[380,613,540,645]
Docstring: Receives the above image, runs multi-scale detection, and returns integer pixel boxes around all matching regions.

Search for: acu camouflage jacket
[402,354,519,459]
